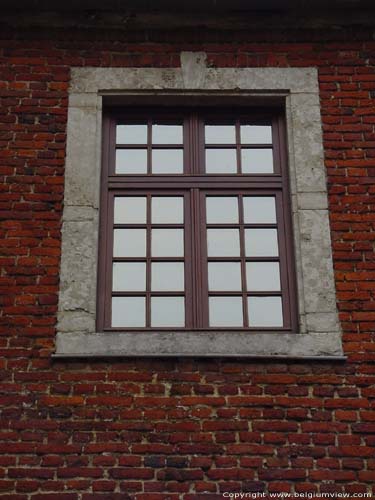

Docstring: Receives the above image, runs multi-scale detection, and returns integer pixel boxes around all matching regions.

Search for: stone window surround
[55,52,345,359]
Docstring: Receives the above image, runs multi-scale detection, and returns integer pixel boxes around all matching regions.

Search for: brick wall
[0,21,375,498]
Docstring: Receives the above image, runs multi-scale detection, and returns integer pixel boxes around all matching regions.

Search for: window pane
[241,149,273,173]
[151,297,185,327]
[206,197,238,224]
[112,262,146,292]
[152,262,184,291]
[207,229,240,257]
[112,297,145,327]
[205,125,236,144]
[114,197,147,224]
[116,125,147,144]
[248,296,283,327]
[241,125,272,144]
[152,124,183,144]
[116,149,147,174]
[243,197,276,224]
[113,229,146,257]
[246,262,281,291]
[205,149,237,174]
[152,197,184,224]
[208,262,242,291]
[152,229,184,257]
[245,229,278,257]
[152,149,183,174]
[209,296,243,327]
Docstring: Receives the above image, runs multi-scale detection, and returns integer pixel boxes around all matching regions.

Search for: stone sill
[55,331,345,359]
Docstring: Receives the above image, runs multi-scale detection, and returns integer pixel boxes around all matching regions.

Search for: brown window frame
[97,107,298,333]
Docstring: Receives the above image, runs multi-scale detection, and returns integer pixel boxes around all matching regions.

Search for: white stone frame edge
[55,54,344,358]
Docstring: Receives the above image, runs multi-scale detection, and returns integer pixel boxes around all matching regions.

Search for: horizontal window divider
[206,223,278,229]
[205,143,273,149]
[113,257,185,262]
[108,179,284,189]
[113,224,185,229]
[208,291,281,296]
[112,292,185,297]
[116,144,184,149]
[207,256,280,262]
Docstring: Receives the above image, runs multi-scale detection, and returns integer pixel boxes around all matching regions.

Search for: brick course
[0,19,375,497]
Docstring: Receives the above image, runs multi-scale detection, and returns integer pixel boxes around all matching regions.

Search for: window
[98,111,297,332]
[55,59,343,358]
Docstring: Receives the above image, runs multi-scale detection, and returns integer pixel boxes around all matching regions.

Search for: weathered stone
[57,54,343,358]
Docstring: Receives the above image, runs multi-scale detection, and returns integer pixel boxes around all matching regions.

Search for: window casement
[97,109,298,333]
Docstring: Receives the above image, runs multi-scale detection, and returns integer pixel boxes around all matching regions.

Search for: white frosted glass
[207,229,240,257]
[209,296,243,327]
[116,125,147,144]
[152,197,184,224]
[205,149,237,173]
[152,124,183,144]
[112,263,146,292]
[245,229,279,257]
[246,262,281,291]
[152,229,184,257]
[113,229,146,257]
[241,149,274,173]
[112,297,145,327]
[248,296,283,327]
[114,197,147,224]
[116,149,147,174]
[152,149,183,174]
[205,125,236,144]
[206,197,238,224]
[243,197,276,224]
[208,262,242,291]
[151,297,185,327]
[241,125,272,144]
[152,262,184,291]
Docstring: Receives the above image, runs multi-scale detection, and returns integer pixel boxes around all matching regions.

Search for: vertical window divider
[147,118,152,175]
[238,195,249,328]
[236,119,242,174]
[146,194,152,327]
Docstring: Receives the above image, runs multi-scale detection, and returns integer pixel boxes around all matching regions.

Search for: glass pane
[209,296,243,327]
[112,263,146,292]
[205,149,237,174]
[207,229,240,257]
[246,262,281,291]
[206,197,238,224]
[116,125,147,144]
[116,149,147,174]
[152,149,183,174]
[245,229,278,257]
[152,262,184,291]
[152,197,184,224]
[151,297,185,327]
[241,149,274,173]
[248,296,283,327]
[241,125,272,144]
[113,229,146,257]
[152,229,184,257]
[114,197,147,224]
[112,297,145,327]
[205,125,236,144]
[243,197,276,224]
[208,262,242,291]
[152,124,183,144]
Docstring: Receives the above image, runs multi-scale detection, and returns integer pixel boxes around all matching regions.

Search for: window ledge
[55,331,344,358]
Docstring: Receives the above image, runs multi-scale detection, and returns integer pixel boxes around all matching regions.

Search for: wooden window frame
[97,107,298,333]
